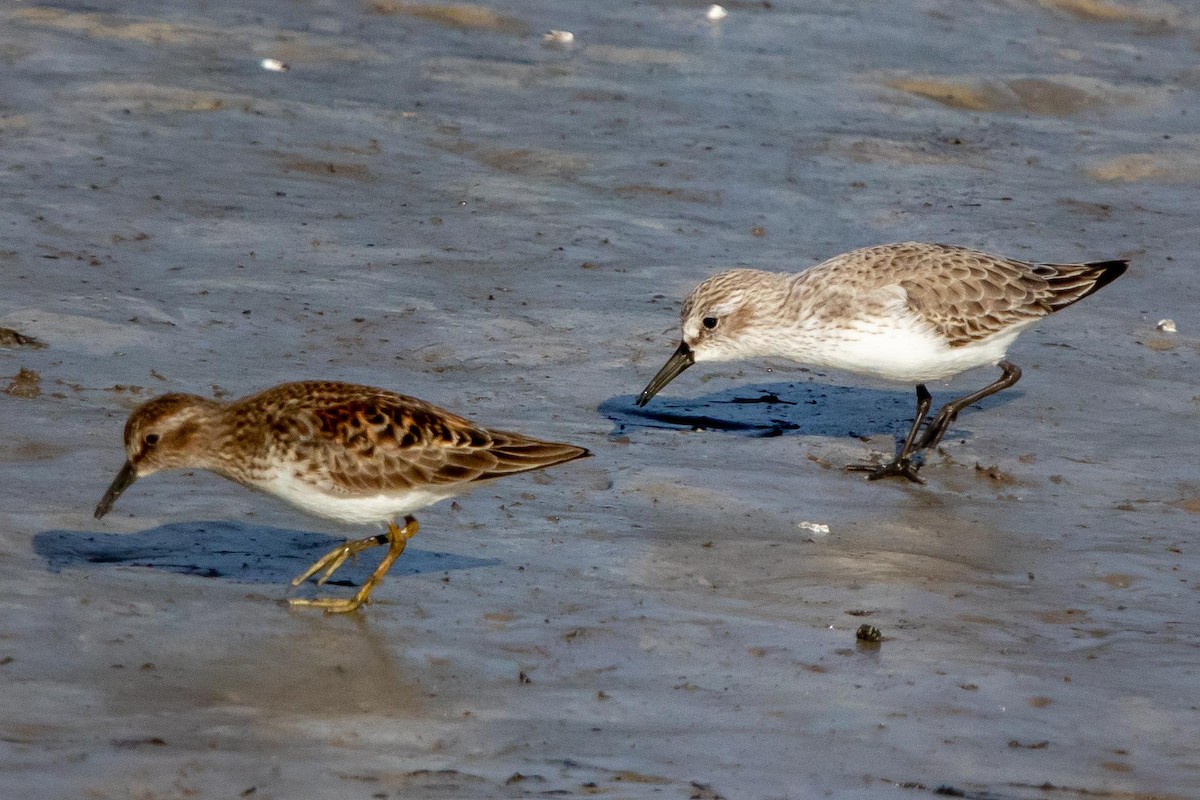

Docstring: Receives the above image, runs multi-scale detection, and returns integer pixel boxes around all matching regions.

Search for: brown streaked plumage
[637,242,1126,483]
[94,381,589,612]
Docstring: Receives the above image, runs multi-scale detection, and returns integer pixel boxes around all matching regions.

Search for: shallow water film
[1,0,1198,798]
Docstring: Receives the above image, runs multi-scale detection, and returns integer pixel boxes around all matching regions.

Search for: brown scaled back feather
[226,381,589,496]
[823,243,1127,347]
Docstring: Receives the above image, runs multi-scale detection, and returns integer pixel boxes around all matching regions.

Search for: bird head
[637,269,787,406]
[94,393,218,518]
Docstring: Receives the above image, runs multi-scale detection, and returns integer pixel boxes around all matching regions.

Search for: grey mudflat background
[2,1,1198,798]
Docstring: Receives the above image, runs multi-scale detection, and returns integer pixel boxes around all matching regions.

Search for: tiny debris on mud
[855,624,883,643]
[4,367,40,398]
[1156,318,1176,333]
[690,781,726,799]
[111,736,167,749]
[505,772,546,785]
[805,453,833,470]
[0,327,45,348]
[797,520,830,536]
[1008,739,1050,749]
[974,463,1017,485]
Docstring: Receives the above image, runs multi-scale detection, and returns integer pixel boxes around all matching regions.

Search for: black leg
[914,361,1022,453]
[897,384,933,461]
[846,384,933,483]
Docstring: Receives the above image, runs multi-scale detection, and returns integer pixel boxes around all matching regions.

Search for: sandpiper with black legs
[637,242,1126,482]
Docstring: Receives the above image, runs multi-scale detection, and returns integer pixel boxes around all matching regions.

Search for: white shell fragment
[544,30,574,44]
[797,521,830,536]
[706,4,728,21]
[1156,318,1177,333]
[260,58,290,72]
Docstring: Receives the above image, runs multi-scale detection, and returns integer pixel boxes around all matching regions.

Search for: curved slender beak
[636,341,695,407]
[95,461,137,519]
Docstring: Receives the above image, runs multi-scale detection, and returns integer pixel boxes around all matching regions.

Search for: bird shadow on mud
[32,521,498,586]
[599,380,1023,441]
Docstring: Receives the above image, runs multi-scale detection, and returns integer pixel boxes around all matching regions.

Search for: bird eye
[144,433,160,446]
[702,316,718,330]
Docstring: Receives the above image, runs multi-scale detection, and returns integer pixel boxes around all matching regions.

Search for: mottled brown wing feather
[254,384,587,496]
[837,243,1124,347]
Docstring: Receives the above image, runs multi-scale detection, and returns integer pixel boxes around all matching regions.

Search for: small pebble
[855,624,883,643]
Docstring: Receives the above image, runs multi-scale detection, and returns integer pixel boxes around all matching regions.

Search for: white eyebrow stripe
[710,294,744,316]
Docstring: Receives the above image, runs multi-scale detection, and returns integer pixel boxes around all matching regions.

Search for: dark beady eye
[143,433,160,446]
[702,316,718,330]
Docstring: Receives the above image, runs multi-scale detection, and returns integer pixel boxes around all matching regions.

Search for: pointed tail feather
[1039,259,1128,311]
[483,435,590,477]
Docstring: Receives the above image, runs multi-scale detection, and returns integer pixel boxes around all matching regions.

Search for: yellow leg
[288,516,419,613]
[291,532,388,588]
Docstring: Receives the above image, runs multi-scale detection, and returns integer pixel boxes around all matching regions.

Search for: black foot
[845,458,925,484]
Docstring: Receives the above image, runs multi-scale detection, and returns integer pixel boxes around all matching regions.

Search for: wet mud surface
[1,0,1199,797]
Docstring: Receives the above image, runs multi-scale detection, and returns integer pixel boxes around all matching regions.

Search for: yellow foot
[288,516,419,613]
[288,595,370,614]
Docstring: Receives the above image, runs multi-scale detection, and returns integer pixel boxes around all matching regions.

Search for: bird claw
[291,544,354,588]
[845,458,925,484]
[288,595,368,614]
[288,518,419,612]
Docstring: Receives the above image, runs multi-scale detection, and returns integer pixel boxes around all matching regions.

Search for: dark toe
[847,459,924,484]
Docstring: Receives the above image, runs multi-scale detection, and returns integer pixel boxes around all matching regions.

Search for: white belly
[253,471,457,525]
[798,321,1027,384]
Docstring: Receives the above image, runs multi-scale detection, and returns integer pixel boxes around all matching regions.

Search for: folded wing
[294,391,588,496]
